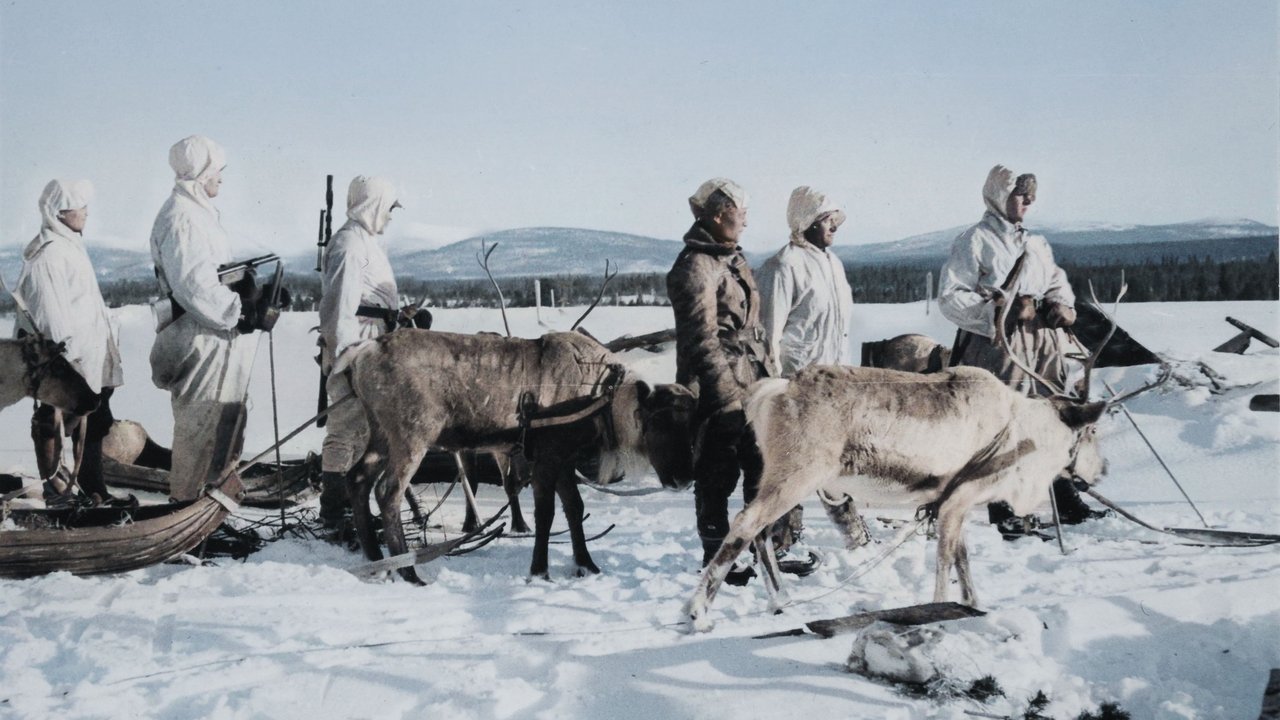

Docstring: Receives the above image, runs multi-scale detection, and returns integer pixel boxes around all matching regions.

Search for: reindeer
[0,335,98,416]
[341,328,695,584]
[685,284,1141,631]
[861,333,950,373]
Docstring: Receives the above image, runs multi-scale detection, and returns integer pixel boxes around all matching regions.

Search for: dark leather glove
[236,294,259,334]
[1044,302,1077,328]
[1011,295,1038,323]
[237,285,289,334]
[226,267,259,303]
[710,405,747,438]
[397,306,433,330]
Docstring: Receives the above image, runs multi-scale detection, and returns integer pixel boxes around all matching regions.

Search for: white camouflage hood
[25,179,94,260]
[169,135,226,211]
[346,175,399,235]
[786,186,846,244]
[982,164,1019,221]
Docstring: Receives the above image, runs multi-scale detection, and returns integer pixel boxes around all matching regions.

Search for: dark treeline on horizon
[1,252,1274,313]
[844,252,1279,304]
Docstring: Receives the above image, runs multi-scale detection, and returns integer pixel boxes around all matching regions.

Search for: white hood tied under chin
[983,164,1037,221]
[688,177,748,218]
[346,175,400,235]
[38,179,94,237]
[786,186,846,244]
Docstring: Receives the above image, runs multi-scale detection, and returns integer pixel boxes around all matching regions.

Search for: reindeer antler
[1104,363,1172,407]
[476,240,511,338]
[1074,273,1128,400]
[570,259,618,332]
[996,288,1076,399]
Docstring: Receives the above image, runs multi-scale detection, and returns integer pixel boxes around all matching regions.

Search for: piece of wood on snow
[755,601,986,640]
[1249,395,1280,412]
[1260,668,1280,720]
[1214,316,1280,354]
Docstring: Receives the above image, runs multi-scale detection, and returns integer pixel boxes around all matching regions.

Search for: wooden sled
[0,476,242,579]
[104,455,318,509]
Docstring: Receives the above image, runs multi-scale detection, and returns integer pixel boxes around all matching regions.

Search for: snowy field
[1,300,1277,719]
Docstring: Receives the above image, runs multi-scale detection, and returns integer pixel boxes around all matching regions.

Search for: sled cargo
[0,477,242,579]
[104,455,318,508]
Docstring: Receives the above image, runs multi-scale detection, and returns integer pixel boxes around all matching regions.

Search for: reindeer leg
[457,451,483,533]
[348,454,382,562]
[954,538,978,608]
[378,450,427,585]
[555,464,599,576]
[529,464,555,580]
[460,452,481,533]
[686,475,815,632]
[502,454,531,534]
[931,499,974,605]
[753,533,788,613]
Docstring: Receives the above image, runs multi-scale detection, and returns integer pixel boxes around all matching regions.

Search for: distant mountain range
[840,218,1278,267]
[1,219,1274,285]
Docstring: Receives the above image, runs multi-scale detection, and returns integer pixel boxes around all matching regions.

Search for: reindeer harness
[514,363,625,461]
[18,335,69,401]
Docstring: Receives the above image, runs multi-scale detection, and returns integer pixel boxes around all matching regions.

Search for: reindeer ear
[1054,399,1106,429]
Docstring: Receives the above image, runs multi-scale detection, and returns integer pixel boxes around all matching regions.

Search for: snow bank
[0,301,1276,719]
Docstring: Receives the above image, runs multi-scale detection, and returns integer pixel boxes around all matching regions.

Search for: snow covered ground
[1,300,1277,719]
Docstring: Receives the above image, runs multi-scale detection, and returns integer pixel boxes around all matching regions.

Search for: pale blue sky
[1,1,1275,256]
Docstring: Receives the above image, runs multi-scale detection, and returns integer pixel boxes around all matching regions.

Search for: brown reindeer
[0,336,98,416]
[684,365,1107,630]
[342,329,695,584]
[861,333,951,373]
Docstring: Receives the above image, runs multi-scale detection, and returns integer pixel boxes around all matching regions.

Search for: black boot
[1052,476,1109,525]
[318,471,350,537]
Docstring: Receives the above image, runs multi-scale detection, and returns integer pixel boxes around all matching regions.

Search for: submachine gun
[152,254,292,333]
[219,254,292,334]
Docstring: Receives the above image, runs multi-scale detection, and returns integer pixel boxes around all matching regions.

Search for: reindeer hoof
[575,562,601,577]
[688,613,714,634]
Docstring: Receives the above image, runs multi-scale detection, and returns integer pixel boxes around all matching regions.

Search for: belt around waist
[356,305,397,331]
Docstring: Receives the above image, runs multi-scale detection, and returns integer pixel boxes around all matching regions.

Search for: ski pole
[216,393,356,486]
[268,327,287,534]
[1104,380,1210,528]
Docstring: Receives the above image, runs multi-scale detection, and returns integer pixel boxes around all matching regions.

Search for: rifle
[314,174,334,273]
[316,174,334,426]
[948,248,1029,367]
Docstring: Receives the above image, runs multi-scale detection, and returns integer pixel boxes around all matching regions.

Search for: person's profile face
[1005,192,1033,223]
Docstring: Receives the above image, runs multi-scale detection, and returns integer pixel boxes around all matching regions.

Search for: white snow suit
[320,175,400,474]
[938,165,1080,396]
[149,135,258,500]
[758,186,853,377]
[15,180,123,394]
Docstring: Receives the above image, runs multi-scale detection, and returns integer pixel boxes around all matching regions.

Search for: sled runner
[0,476,242,578]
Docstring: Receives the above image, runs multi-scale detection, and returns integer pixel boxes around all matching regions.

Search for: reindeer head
[21,336,99,416]
[605,380,696,489]
[1050,397,1107,488]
